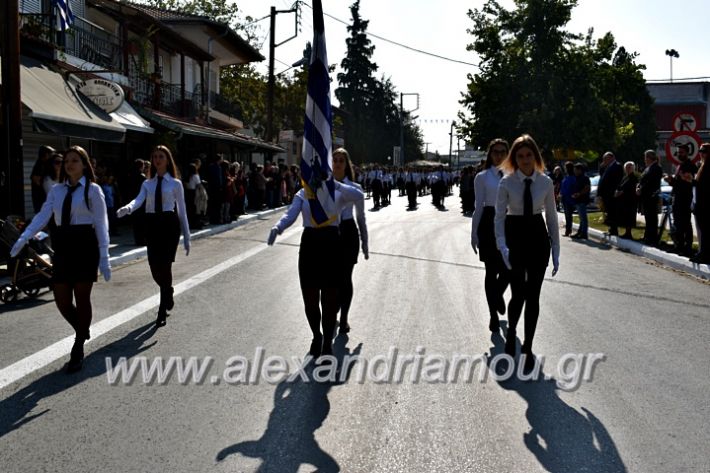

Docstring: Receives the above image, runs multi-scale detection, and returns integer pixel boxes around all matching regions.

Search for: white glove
[552,253,559,277]
[267,227,278,246]
[362,241,369,260]
[10,236,28,258]
[471,236,478,254]
[500,246,512,270]
[99,257,111,282]
[184,240,190,256]
[116,206,130,218]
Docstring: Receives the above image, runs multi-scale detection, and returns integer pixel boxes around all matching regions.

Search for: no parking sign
[665,130,703,165]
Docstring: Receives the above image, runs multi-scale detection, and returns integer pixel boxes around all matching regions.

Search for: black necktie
[524,178,533,217]
[155,176,163,214]
[61,183,80,227]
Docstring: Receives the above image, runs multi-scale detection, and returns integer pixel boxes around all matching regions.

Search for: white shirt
[494,170,560,261]
[43,176,59,195]
[22,176,110,259]
[406,172,420,185]
[123,173,190,244]
[185,173,201,191]
[471,168,503,240]
[340,177,369,247]
[368,170,383,181]
[275,180,364,233]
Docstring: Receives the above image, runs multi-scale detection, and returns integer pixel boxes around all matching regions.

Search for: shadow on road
[486,332,627,473]
[216,336,363,472]
[0,321,158,439]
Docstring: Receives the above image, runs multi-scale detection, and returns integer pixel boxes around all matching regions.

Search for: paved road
[1,190,708,473]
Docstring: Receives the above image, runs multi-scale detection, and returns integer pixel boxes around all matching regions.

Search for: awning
[19,56,126,142]
[110,101,154,134]
[139,108,284,152]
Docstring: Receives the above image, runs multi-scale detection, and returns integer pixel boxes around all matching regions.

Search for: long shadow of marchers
[0,321,158,439]
[216,336,363,472]
[486,333,627,473]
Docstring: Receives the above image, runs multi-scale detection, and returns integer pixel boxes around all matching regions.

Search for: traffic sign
[672,112,700,132]
[665,130,703,165]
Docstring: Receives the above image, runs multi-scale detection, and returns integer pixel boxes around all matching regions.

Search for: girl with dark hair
[494,134,560,372]
[267,165,364,359]
[332,148,369,334]
[12,145,111,372]
[471,138,510,332]
[117,145,190,327]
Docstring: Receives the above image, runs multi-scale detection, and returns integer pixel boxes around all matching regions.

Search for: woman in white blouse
[471,138,510,332]
[117,145,190,327]
[332,148,369,335]
[267,167,364,359]
[494,134,560,372]
[11,146,111,373]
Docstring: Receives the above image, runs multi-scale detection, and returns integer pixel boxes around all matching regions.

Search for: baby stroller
[0,216,54,303]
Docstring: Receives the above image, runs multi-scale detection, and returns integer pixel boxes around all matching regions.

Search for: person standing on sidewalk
[117,145,190,328]
[332,148,369,334]
[614,162,639,239]
[571,164,591,240]
[559,161,576,237]
[11,146,111,373]
[597,151,624,236]
[471,138,510,332]
[267,173,364,359]
[636,149,663,246]
[665,143,698,256]
[691,143,710,263]
[494,135,560,372]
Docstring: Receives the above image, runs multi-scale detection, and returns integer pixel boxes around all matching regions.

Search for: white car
[589,175,672,209]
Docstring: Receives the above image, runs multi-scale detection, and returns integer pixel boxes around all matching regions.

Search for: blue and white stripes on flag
[301,0,337,227]
[53,0,74,31]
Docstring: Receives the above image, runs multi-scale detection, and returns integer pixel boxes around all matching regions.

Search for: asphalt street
[0,190,708,473]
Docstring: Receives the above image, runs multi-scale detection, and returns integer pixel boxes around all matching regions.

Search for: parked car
[589,175,600,210]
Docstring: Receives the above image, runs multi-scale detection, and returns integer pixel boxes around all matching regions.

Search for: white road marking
[0,228,300,390]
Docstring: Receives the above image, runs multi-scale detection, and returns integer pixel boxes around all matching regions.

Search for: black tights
[507,263,547,351]
[53,282,93,340]
[150,262,173,312]
[483,258,509,316]
[340,263,355,324]
[301,286,339,349]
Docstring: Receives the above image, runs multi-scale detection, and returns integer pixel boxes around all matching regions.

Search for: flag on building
[54,0,74,30]
[300,0,337,227]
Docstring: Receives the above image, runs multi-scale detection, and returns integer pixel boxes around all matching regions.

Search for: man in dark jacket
[636,149,663,245]
[665,143,698,255]
[597,151,624,235]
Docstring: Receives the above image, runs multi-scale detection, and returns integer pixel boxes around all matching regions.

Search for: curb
[109,207,284,267]
[560,213,710,281]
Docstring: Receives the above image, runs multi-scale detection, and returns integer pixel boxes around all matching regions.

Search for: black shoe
[521,344,536,373]
[166,287,174,312]
[156,310,167,327]
[504,330,516,357]
[67,338,84,373]
[309,335,323,358]
[563,231,571,237]
[570,233,581,239]
[339,321,350,334]
[489,315,500,332]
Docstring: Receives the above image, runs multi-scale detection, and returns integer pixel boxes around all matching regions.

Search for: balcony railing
[19,13,54,45]
[64,17,123,71]
[209,91,243,121]
[128,75,202,119]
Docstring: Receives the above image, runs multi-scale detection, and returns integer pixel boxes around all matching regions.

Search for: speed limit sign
[665,131,703,165]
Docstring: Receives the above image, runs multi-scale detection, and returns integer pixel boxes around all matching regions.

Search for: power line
[647,76,710,82]
[299,2,479,68]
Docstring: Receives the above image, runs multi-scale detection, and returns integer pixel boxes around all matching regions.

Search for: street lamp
[665,49,679,83]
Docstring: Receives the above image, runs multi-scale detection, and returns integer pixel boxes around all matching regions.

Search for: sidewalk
[559,213,710,281]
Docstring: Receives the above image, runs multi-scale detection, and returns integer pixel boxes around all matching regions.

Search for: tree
[459,0,655,163]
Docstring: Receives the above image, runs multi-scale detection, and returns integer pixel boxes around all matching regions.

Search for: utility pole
[0,0,24,217]
[399,92,419,166]
[448,121,455,169]
[424,142,430,159]
[266,4,299,143]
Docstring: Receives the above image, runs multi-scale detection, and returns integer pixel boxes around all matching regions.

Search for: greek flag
[53,0,74,30]
[301,0,337,227]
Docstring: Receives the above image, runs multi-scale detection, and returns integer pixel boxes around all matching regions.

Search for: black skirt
[339,218,360,265]
[299,227,342,289]
[505,214,551,269]
[52,225,99,284]
[477,206,499,263]
[144,212,180,266]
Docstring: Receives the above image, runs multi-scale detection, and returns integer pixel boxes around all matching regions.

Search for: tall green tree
[460,0,655,163]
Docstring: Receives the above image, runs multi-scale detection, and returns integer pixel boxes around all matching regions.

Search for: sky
[232,0,709,155]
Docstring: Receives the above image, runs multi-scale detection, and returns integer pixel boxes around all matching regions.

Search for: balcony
[128,75,202,119]
[20,14,123,71]
[209,91,243,122]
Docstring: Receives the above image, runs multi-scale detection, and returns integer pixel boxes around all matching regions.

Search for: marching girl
[471,138,510,332]
[117,145,190,327]
[267,170,364,359]
[11,146,111,372]
[494,135,560,372]
[332,148,369,334]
